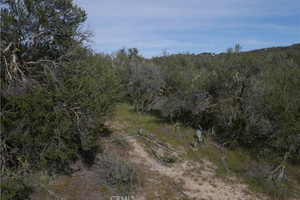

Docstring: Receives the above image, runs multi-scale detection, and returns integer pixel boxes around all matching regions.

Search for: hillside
[1,1,299,200]
[158,43,300,58]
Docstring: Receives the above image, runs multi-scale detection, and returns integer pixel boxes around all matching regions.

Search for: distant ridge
[154,43,300,59]
[249,43,300,53]
[196,43,300,57]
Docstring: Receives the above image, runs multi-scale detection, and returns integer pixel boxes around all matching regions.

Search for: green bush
[2,89,78,169]
[0,171,33,200]
[1,52,120,170]
[256,52,300,157]
[1,1,121,199]
[1,52,120,198]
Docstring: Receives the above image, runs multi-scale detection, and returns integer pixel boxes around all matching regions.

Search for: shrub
[0,170,33,200]
[95,152,138,195]
[1,52,120,169]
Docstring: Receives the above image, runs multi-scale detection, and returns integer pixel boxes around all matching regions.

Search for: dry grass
[95,152,138,196]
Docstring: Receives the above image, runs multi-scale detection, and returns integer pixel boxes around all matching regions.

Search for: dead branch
[47,189,63,200]
[267,152,288,183]
[38,183,63,200]
[25,59,56,65]
[138,129,183,162]
[3,56,12,81]
[196,154,204,163]
[144,138,162,162]
[138,129,183,153]
[62,104,81,132]
[169,181,190,200]
[193,119,203,131]
[3,42,13,53]
[22,31,46,57]
[9,49,28,81]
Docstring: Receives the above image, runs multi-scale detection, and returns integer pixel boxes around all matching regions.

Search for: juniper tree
[1,1,119,199]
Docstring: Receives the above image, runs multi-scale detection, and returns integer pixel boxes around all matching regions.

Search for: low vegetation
[112,45,300,198]
[114,103,300,199]
[95,152,138,196]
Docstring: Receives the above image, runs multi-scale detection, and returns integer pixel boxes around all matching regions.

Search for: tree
[234,43,242,53]
[213,53,260,148]
[1,0,89,93]
[1,1,119,199]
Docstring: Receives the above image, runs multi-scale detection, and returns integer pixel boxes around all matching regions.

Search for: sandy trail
[103,119,269,200]
[126,136,265,200]
[28,119,271,200]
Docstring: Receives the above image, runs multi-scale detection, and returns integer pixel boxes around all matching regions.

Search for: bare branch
[3,56,12,81]
[25,59,56,65]
[267,152,289,183]
[2,42,13,53]
[21,32,46,57]
[169,181,191,200]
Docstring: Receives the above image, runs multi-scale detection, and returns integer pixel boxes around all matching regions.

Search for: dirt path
[30,118,267,200]
[129,137,264,200]
[108,120,267,200]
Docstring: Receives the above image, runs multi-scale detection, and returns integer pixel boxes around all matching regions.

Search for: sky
[73,0,300,58]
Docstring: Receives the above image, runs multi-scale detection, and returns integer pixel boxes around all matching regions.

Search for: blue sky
[74,0,300,58]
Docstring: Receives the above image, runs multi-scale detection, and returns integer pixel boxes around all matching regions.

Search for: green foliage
[1,1,120,199]
[2,89,77,169]
[0,170,33,200]
[213,53,261,147]
[1,0,87,61]
[257,52,300,157]
[114,44,300,198]
[1,52,120,170]
[115,45,299,156]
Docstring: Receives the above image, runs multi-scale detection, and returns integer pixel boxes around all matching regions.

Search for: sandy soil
[107,120,267,200]
[126,136,266,200]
